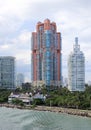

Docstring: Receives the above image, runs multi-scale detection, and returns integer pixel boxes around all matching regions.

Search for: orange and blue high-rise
[31,19,62,90]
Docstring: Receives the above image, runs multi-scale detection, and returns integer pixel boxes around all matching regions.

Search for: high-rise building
[0,56,15,89]
[88,81,91,86]
[63,77,68,88]
[68,37,85,91]
[31,19,62,89]
[16,73,24,87]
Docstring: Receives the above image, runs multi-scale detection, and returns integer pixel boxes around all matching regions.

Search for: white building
[33,92,45,100]
[0,56,15,89]
[8,92,31,104]
[88,81,91,86]
[16,73,24,87]
[63,77,68,88]
[68,37,85,91]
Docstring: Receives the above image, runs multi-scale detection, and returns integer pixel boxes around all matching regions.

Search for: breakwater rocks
[34,106,91,118]
[0,103,91,118]
[0,103,24,109]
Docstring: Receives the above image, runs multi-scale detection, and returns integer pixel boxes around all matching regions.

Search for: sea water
[0,107,91,130]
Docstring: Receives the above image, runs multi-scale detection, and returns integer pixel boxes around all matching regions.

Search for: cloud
[0,0,91,82]
[0,29,31,82]
[0,0,32,37]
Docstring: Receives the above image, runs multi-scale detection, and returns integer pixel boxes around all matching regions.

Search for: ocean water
[0,107,91,130]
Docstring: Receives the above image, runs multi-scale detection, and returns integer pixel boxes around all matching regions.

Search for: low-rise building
[8,92,31,104]
[8,92,46,105]
[33,92,46,101]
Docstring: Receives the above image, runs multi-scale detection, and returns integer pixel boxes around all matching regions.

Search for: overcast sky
[0,0,91,83]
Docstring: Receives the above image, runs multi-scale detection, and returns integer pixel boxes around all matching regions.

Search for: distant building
[63,77,68,88]
[31,19,62,90]
[88,81,91,86]
[16,73,24,87]
[0,56,15,89]
[68,37,85,91]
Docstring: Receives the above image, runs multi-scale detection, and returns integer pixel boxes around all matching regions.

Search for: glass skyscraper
[68,37,85,91]
[31,19,62,89]
[0,56,15,89]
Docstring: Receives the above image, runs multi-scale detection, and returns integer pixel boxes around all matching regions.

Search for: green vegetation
[14,86,33,94]
[32,98,44,105]
[0,89,11,103]
[0,86,91,110]
[12,99,24,106]
[29,86,91,110]
[44,87,91,109]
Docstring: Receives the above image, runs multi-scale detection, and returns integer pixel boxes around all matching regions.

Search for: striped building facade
[68,37,85,91]
[31,19,62,89]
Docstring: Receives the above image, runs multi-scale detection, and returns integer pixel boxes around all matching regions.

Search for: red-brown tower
[31,19,62,89]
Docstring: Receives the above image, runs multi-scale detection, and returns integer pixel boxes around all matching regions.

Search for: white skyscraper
[68,37,85,91]
[0,56,15,89]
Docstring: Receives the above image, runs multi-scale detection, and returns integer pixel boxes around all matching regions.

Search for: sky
[0,0,91,83]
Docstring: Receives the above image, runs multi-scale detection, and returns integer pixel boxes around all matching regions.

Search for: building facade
[16,73,24,87]
[31,19,62,89]
[68,37,85,91]
[0,56,15,89]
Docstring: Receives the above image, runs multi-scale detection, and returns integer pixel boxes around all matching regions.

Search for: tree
[32,98,44,105]
[12,99,24,106]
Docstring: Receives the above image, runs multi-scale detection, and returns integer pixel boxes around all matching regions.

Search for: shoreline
[0,103,91,118]
[34,106,91,118]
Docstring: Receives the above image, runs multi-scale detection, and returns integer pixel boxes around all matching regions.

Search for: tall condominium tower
[68,37,85,91]
[31,19,62,89]
[0,56,15,89]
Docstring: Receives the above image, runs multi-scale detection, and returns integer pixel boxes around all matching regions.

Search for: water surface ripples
[0,107,91,130]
